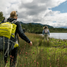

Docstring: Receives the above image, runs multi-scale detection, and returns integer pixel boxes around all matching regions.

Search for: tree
[0,12,4,22]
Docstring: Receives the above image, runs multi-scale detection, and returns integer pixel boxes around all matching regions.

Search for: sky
[0,0,67,28]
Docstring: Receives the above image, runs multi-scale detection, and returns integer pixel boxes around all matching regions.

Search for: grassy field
[0,32,67,67]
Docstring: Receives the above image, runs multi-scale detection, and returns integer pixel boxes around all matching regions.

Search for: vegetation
[0,33,67,67]
[0,12,4,22]
[21,22,67,33]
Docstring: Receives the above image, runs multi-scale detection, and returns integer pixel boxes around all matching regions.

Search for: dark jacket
[1,18,30,50]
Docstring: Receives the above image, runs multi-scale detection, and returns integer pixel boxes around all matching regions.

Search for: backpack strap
[44,29,48,33]
[12,20,17,24]
[3,18,17,24]
[4,18,7,22]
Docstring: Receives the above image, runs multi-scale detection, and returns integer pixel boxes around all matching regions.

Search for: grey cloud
[26,7,46,15]
[19,2,47,16]
[18,0,56,17]
[18,12,26,18]
[44,10,60,16]
[32,18,41,22]
[44,11,55,16]
[20,3,38,9]
[33,0,51,3]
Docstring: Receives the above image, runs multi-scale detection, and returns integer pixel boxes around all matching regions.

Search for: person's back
[44,28,49,34]
[1,11,32,67]
[42,26,50,41]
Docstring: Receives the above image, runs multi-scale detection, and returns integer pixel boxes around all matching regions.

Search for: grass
[0,32,67,67]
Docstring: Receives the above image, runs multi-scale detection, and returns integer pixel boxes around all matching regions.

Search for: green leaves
[0,12,4,22]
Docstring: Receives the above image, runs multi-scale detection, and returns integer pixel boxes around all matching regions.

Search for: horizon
[20,21,67,29]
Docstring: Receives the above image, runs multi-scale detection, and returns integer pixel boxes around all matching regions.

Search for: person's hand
[29,41,32,46]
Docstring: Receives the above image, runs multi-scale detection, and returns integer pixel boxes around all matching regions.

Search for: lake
[41,33,67,40]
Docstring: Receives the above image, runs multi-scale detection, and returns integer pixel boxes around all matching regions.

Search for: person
[42,26,50,41]
[1,11,32,67]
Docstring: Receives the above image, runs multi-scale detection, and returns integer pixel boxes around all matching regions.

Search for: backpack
[44,29,49,34]
[0,20,18,51]
[0,21,17,39]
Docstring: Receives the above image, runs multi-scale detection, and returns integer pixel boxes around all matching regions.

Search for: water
[41,33,67,40]
[50,33,67,39]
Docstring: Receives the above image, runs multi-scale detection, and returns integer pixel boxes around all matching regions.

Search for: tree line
[0,12,4,22]
[21,22,67,33]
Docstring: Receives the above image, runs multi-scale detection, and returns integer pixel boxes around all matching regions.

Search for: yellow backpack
[0,22,16,39]
[0,21,19,48]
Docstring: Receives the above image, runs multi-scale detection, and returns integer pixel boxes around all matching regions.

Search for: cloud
[0,0,67,27]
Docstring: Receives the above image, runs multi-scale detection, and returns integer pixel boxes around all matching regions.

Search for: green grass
[0,32,67,67]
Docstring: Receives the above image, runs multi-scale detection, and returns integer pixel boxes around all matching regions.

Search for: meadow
[0,32,67,67]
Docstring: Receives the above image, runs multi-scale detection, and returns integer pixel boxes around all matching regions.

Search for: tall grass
[0,32,67,67]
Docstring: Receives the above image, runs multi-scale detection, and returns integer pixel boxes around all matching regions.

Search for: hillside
[20,22,53,28]
[20,22,67,33]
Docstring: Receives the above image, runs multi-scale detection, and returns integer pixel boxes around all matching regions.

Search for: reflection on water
[50,33,67,39]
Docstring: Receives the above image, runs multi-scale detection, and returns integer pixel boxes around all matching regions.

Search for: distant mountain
[20,21,53,28]
[20,21,67,33]
[58,27,67,29]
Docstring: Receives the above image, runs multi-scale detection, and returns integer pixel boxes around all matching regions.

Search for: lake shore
[39,33,67,40]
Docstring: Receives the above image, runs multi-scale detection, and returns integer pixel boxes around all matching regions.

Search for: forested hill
[20,22,53,28]
[0,11,67,33]
[20,22,67,33]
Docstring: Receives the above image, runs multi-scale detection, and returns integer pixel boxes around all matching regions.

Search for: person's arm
[16,22,32,45]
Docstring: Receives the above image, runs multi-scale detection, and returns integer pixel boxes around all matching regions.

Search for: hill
[20,21,67,33]
[20,21,53,28]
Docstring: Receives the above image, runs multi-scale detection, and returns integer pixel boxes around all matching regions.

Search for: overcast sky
[0,0,67,28]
